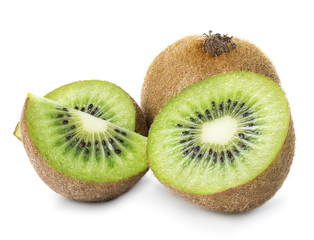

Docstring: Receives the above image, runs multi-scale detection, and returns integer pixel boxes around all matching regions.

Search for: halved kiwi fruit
[14,80,148,140]
[141,31,280,127]
[18,80,148,201]
[147,71,295,213]
[20,93,148,201]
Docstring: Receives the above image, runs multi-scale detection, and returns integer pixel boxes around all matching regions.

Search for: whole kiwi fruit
[141,31,280,127]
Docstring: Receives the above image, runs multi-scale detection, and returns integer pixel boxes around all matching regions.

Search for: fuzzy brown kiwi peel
[141,31,280,127]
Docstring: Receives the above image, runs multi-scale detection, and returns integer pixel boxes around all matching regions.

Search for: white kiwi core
[200,116,238,145]
[78,111,108,133]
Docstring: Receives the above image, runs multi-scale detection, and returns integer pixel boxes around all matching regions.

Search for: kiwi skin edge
[20,97,148,202]
[141,35,281,128]
[150,119,295,213]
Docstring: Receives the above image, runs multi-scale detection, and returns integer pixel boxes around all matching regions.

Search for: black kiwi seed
[228,99,231,105]
[107,151,110,156]
[62,120,69,124]
[227,150,233,159]
[183,150,189,156]
[95,140,99,145]
[243,112,250,117]
[58,114,64,118]
[88,104,93,110]
[115,149,121,154]
[198,154,203,159]
[238,133,245,139]
[240,143,247,149]
[198,114,204,119]
[182,131,189,135]
[213,152,217,162]
[66,135,72,140]
[194,146,200,152]
[191,153,196,159]
[108,138,113,144]
[81,107,85,112]
[85,149,89,154]
[87,142,91,147]
[240,102,245,108]
[233,101,238,107]
[177,123,183,127]
[91,107,99,115]
[205,109,210,114]
[180,140,186,144]
[115,129,121,133]
[220,152,225,162]
[74,106,79,110]
[190,117,195,122]
[121,132,127,136]
[62,108,68,112]
[102,140,106,146]
[211,101,215,107]
[219,102,224,111]
[70,125,76,129]
[209,149,213,155]
[80,142,86,148]
[248,123,254,127]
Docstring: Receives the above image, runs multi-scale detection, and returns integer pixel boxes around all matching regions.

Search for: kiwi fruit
[19,80,149,202]
[141,31,280,127]
[14,80,148,140]
[147,71,295,213]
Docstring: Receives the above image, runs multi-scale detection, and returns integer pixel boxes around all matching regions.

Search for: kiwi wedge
[20,94,148,201]
[14,80,147,140]
[141,32,280,127]
[147,71,295,213]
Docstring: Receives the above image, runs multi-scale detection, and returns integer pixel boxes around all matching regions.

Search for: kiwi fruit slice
[147,71,295,213]
[20,93,148,201]
[14,80,147,140]
[141,31,280,127]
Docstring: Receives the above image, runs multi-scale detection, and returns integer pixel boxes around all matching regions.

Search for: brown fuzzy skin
[20,98,148,202]
[156,119,295,213]
[141,35,280,127]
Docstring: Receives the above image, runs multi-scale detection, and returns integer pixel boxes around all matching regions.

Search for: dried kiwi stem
[202,31,237,57]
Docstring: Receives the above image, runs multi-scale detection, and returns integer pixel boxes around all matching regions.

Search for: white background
[0,0,313,239]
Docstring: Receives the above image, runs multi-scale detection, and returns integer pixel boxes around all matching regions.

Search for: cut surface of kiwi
[148,71,292,204]
[15,80,147,140]
[24,94,148,182]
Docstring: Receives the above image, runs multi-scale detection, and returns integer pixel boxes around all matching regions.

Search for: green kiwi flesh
[148,71,293,212]
[14,80,147,140]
